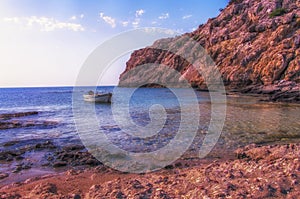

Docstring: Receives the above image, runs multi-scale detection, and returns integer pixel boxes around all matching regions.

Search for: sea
[0,86,300,159]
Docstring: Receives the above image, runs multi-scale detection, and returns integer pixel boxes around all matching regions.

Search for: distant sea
[0,86,112,148]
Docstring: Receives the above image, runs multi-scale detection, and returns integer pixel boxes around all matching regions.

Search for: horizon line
[0,85,118,89]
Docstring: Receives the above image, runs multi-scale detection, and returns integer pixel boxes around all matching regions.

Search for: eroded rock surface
[120,0,300,102]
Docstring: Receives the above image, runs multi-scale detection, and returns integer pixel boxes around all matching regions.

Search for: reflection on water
[223,96,300,148]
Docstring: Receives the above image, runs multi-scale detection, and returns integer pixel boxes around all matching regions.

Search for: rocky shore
[0,141,101,182]
[233,80,300,103]
[1,101,299,198]
[0,111,57,130]
[0,143,299,198]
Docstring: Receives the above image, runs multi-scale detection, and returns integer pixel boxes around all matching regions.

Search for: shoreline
[227,81,300,104]
[0,88,299,197]
[0,143,299,198]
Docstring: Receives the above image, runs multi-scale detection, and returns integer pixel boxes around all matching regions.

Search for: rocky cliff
[119,0,300,102]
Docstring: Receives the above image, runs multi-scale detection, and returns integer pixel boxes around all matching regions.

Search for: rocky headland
[120,0,300,102]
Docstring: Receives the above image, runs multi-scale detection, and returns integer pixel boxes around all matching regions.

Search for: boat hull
[83,93,112,103]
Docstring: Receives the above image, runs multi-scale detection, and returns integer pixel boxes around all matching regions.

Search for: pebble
[0,173,9,180]
[53,161,67,167]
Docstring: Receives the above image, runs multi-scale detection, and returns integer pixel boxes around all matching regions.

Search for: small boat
[83,91,112,103]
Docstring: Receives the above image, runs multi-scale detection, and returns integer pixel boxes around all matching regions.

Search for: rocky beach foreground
[0,143,299,198]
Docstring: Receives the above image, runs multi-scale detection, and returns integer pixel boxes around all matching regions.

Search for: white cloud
[69,14,85,20]
[3,16,85,32]
[3,17,20,23]
[132,18,140,28]
[151,21,157,25]
[135,9,145,17]
[99,12,116,28]
[158,13,169,20]
[191,27,197,31]
[174,29,184,33]
[182,15,192,20]
[121,21,129,27]
[143,28,178,37]
[70,15,77,20]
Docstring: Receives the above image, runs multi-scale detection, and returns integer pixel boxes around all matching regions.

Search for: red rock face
[119,0,300,90]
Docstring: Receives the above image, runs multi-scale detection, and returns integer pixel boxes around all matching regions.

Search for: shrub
[296,17,300,28]
[229,0,243,5]
[193,35,200,41]
[269,8,286,18]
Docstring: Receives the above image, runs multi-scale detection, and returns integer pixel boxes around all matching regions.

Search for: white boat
[83,91,112,103]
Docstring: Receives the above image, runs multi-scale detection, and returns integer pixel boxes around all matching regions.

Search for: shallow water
[0,87,299,158]
[223,96,300,147]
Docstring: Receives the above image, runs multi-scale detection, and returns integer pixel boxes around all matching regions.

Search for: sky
[0,0,228,87]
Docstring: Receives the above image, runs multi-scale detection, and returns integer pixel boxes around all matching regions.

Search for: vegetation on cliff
[120,0,300,102]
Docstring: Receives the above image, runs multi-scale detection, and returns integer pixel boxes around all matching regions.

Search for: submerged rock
[47,144,101,168]
[0,111,38,120]
[0,173,9,180]
[53,161,67,168]
[0,120,58,130]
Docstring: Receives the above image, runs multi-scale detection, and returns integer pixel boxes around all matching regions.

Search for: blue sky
[0,0,228,87]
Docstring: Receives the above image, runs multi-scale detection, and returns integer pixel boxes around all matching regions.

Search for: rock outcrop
[86,144,300,198]
[119,0,300,102]
[0,111,58,130]
[2,144,299,198]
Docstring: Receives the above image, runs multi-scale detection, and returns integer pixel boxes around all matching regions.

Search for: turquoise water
[0,87,299,157]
